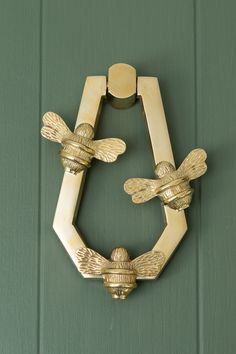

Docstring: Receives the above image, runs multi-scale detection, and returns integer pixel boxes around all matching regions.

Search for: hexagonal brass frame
[53,73,187,280]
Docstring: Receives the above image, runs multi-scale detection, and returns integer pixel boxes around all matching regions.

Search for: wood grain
[40,1,197,354]
[0,0,41,353]
[1,0,236,353]
[197,1,236,353]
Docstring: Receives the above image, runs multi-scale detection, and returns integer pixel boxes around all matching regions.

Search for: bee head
[111,248,130,262]
[75,123,94,139]
[155,161,175,178]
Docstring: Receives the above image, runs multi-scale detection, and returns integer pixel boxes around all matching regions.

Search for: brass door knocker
[41,63,207,300]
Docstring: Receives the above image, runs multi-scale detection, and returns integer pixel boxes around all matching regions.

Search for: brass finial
[41,111,126,174]
[76,247,165,300]
[124,148,207,211]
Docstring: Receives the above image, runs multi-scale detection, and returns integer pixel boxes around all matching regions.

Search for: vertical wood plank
[196,0,236,353]
[0,0,41,353]
[40,1,197,353]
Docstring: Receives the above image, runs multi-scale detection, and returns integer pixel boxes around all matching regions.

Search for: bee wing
[131,251,165,278]
[76,247,109,276]
[124,178,162,204]
[41,111,71,143]
[177,148,207,181]
[92,138,126,162]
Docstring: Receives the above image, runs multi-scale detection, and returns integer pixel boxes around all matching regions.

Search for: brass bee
[76,247,165,299]
[41,112,126,174]
[124,148,207,211]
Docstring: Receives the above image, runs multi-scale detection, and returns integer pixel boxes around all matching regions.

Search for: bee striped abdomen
[60,135,95,174]
[157,178,193,211]
[102,267,137,300]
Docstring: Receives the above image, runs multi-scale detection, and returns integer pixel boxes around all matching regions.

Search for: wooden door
[1,1,236,353]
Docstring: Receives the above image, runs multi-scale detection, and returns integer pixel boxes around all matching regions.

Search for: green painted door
[1,1,236,353]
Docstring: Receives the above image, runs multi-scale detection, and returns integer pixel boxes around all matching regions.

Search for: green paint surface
[0,1,235,353]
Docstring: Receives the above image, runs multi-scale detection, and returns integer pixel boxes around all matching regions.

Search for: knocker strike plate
[41,63,207,299]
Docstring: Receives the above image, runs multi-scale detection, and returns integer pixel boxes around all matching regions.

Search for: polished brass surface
[42,64,207,299]
[53,76,107,263]
[41,111,126,174]
[76,247,165,299]
[107,63,136,109]
[124,148,207,210]
[137,77,187,258]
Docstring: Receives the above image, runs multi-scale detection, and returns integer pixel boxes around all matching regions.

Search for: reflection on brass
[124,148,207,210]
[42,65,207,300]
[41,111,126,174]
[107,63,136,109]
[76,247,165,299]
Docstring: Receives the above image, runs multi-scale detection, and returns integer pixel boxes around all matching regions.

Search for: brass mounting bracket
[41,63,207,300]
